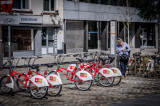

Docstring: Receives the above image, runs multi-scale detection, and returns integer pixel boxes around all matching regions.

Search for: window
[79,0,89,3]
[90,0,99,4]
[42,28,54,47]
[101,0,110,5]
[42,28,47,46]
[44,0,55,11]
[13,0,29,9]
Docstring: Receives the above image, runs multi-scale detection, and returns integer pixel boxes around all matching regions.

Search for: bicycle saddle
[46,64,53,68]
[76,58,84,62]
[29,65,39,69]
[99,58,109,62]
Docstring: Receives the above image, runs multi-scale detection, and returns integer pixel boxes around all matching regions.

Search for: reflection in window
[13,0,29,9]
[42,28,47,46]
[48,28,54,47]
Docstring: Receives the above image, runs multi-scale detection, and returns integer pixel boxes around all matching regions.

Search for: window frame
[13,0,30,10]
[43,0,56,12]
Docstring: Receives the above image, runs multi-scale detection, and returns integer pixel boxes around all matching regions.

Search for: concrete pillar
[158,16,160,53]
[35,28,42,56]
[64,20,67,53]
[0,25,2,67]
[155,23,158,49]
[83,21,88,52]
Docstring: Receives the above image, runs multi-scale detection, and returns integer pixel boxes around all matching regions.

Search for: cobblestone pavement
[0,67,160,106]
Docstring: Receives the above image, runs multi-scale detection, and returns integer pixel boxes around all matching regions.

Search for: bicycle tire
[48,71,60,77]
[0,76,13,94]
[98,74,114,87]
[48,84,62,96]
[47,72,62,96]
[74,76,92,91]
[16,73,27,91]
[113,76,121,85]
[29,81,48,99]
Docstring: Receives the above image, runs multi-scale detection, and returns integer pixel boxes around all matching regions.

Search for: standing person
[116,38,130,78]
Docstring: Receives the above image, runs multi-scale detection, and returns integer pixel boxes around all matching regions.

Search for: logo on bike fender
[110,68,122,76]
[49,76,56,81]
[70,66,76,69]
[103,70,110,74]
[111,69,117,73]
[35,78,42,83]
[80,73,87,77]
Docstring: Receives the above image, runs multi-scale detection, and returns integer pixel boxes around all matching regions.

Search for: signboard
[0,0,13,13]
[110,21,116,55]
[0,13,43,25]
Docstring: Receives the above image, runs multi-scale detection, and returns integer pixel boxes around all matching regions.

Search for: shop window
[90,0,99,4]
[101,0,110,5]
[42,28,47,46]
[43,0,55,11]
[13,0,29,9]
[42,28,54,47]
[48,28,54,47]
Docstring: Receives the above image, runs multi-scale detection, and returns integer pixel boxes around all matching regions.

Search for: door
[141,28,147,46]
[41,28,55,54]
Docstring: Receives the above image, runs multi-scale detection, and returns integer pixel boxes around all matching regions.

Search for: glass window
[101,0,110,5]
[13,0,29,9]
[90,0,99,4]
[48,28,54,47]
[42,28,47,46]
[44,0,55,11]
[79,0,89,3]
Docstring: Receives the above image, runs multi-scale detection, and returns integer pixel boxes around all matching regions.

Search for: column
[0,25,2,67]
[35,28,42,56]
[83,21,88,52]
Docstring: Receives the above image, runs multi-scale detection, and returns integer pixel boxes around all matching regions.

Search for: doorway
[42,27,55,54]
[88,21,98,49]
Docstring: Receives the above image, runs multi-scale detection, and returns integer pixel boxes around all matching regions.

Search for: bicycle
[146,52,160,78]
[70,52,114,87]
[0,65,49,99]
[53,54,93,91]
[16,56,62,96]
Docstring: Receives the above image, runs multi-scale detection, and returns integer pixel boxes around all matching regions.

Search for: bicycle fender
[76,70,93,81]
[67,64,77,72]
[30,75,49,87]
[46,74,62,86]
[5,75,14,89]
[99,68,115,77]
[110,67,122,76]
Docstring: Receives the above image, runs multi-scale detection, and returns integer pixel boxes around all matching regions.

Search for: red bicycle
[0,66,49,99]
[53,55,93,91]
[16,57,62,97]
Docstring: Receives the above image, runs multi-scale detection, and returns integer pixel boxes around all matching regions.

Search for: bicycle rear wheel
[74,76,92,91]
[0,76,13,94]
[98,74,114,87]
[17,73,27,91]
[48,84,62,96]
[113,76,121,85]
[29,82,48,99]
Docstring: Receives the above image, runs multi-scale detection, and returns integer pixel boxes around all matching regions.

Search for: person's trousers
[120,60,128,76]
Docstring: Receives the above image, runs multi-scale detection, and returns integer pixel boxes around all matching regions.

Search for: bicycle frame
[80,62,106,79]
[6,70,38,89]
[55,67,84,82]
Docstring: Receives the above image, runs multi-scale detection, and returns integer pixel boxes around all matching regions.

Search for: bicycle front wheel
[29,82,48,99]
[16,73,27,91]
[98,74,114,87]
[74,76,92,91]
[0,76,13,94]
